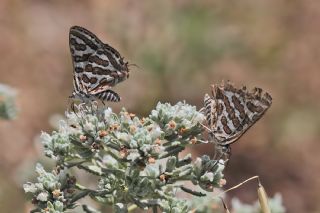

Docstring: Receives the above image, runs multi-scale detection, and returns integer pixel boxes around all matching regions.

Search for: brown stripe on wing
[70,26,103,49]
[231,95,246,120]
[88,54,110,67]
[103,49,122,71]
[73,53,92,63]
[70,30,99,50]
[87,79,113,95]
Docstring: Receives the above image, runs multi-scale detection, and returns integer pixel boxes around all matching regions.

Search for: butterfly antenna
[198,107,205,114]
[128,63,142,71]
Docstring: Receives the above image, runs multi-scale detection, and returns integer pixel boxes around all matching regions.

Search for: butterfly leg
[213,145,231,167]
[199,122,212,133]
[198,107,205,114]
[223,145,231,161]
[211,145,229,167]
[222,146,232,167]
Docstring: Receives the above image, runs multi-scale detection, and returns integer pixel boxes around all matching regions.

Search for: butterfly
[203,81,272,160]
[69,26,130,103]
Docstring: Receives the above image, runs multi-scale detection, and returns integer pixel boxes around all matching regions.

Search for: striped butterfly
[69,26,130,103]
[203,81,272,160]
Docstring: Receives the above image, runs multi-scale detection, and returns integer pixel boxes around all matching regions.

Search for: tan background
[0,0,320,212]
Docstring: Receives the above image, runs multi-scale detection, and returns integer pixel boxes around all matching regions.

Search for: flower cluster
[231,193,286,213]
[24,102,226,212]
[23,164,76,213]
[189,193,286,213]
[0,83,17,120]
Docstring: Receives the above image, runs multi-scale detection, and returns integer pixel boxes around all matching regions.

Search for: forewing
[69,26,104,92]
[209,82,272,145]
[69,25,130,102]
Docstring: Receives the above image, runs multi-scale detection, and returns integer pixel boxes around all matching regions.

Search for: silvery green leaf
[144,164,159,177]
[177,165,193,177]
[102,155,119,168]
[165,156,176,172]
[87,165,102,174]
[45,201,64,213]
[53,201,64,211]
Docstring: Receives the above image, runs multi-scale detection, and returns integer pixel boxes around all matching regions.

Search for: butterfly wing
[69,26,104,93]
[69,25,130,102]
[86,47,129,95]
[205,82,272,146]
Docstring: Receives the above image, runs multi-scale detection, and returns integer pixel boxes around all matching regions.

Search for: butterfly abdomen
[96,90,120,102]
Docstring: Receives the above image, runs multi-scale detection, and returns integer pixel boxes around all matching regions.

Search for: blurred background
[0,0,320,212]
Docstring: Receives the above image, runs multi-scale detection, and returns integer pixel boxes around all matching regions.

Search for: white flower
[23,183,37,193]
[104,107,113,120]
[215,160,225,174]
[36,192,49,201]
[150,125,163,139]
[35,183,44,190]
[58,120,68,134]
[127,150,140,161]
[35,163,46,176]
[116,132,130,142]
[150,109,158,118]
[66,112,79,126]
[40,132,52,146]
[0,83,16,97]
[83,121,94,132]
[204,172,214,181]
